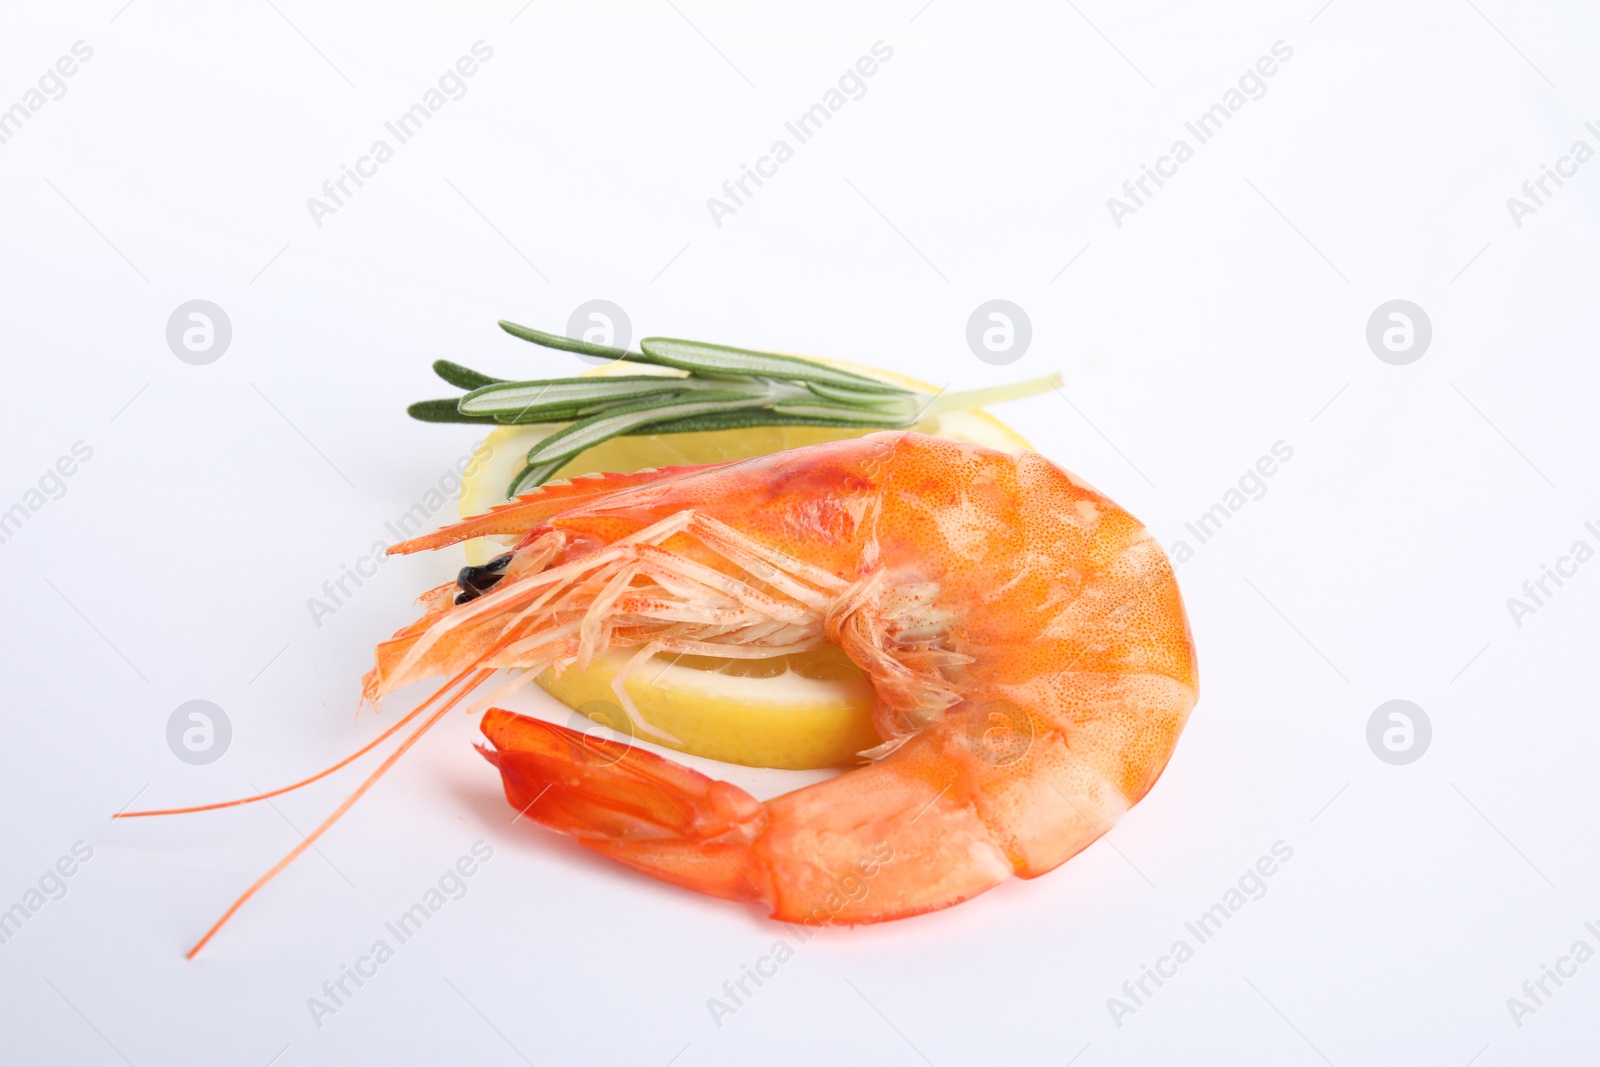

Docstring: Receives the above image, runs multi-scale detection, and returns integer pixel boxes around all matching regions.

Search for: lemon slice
[457,360,1031,769]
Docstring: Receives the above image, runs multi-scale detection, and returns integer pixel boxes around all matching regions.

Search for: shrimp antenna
[113,685,457,819]
[184,668,493,959]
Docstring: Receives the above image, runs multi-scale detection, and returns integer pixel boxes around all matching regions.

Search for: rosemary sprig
[413,320,1060,497]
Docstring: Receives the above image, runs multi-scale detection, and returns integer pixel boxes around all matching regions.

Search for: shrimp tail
[479,708,771,907]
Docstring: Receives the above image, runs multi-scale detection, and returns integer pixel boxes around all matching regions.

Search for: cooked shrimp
[151,431,1196,952]
[375,430,1198,923]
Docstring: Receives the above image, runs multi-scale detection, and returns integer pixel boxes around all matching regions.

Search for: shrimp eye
[454,553,513,605]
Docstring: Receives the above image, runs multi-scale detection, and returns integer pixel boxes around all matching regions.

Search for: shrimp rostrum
[370,430,1198,924]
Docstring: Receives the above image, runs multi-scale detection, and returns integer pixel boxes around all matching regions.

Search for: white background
[2,1,1598,1064]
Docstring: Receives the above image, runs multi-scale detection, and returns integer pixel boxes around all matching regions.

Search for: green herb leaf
[640,337,910,394]
[461,374,772,421]
[498,320,641,364]
[461,377,693,420]
[804,379,909,405]
[508,457,571,496]
[639,409,906,435]
[433,360,504,390]
[770,403,915,425]
[524,395,764,467]
[407,399,500,424]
